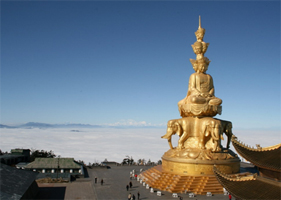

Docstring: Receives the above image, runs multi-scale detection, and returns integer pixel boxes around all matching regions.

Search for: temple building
[0,149,30,166]
[214,136,281,199]
[25,157,84,181]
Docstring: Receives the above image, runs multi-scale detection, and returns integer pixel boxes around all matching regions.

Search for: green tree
[30,149,56,161]
[122,155,134,165]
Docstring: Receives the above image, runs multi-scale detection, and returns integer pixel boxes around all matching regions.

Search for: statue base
[139,152,240,194]
[162,148,240,175]
[162,155,240,176]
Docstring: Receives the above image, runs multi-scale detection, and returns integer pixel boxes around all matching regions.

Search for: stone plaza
[36,164,240,199]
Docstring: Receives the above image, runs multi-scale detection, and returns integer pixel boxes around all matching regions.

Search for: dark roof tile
[25,158,81,169]
[0,163,38,199]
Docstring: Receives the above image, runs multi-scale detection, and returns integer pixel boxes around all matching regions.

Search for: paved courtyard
[38,164,235,199]
[88,165,232,200]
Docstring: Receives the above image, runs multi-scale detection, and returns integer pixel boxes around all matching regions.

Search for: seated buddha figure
[178,57,222,117]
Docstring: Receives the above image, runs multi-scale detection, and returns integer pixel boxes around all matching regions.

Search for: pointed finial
[199,15,201,28]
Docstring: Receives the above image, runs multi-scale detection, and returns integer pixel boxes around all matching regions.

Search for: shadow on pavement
[83,167,89,178]
[36,187,66,199]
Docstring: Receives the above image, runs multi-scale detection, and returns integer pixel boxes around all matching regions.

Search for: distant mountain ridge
[0,122,162,129]
[0,122,103,129]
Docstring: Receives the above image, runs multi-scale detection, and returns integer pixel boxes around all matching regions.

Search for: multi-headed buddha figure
[178,17,222,117]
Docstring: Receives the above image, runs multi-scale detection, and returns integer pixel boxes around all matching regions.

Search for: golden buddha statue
[142,17,240,189]
[178,17,222,117]
[178,57,222,117]
[187,58,221,105]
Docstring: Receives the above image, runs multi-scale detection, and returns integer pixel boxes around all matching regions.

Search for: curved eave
[232,136,281,152]
[214,166,281,200]
[232,136,281,172]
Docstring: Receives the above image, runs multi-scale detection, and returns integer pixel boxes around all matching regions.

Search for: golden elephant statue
[200,118,233,152]
[199,118,222,152]
[216,119,233,149]
[161,118,194,149]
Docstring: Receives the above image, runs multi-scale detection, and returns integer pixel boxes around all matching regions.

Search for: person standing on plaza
[101,179,103,185]
[129,181,132,188]
[137,191,140,200]
[229,194,232,200]
[130,171,132,179]
[128,193,131,200]
[126,184,129,191]
[95,177,97,183]
[132,194,135,200]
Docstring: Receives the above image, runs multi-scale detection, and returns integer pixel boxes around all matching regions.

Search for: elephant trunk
[161,127,174,139]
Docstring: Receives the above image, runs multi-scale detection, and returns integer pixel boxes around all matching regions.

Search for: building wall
[33,168,81,174]
[0,155,29,166]
[21,180,39,200]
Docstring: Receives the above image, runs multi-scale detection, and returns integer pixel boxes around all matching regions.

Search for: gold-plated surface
[178,57,223,117]
[139,165,225,195]
[214,166,257,181]
[214,166,281,200]
[162,157,240,176]
[141,16,240,194]
[232,135,281,178]
[178,16,222,118]
[160,16,240,175]
[232,135,281,151]
[161,117,233,152]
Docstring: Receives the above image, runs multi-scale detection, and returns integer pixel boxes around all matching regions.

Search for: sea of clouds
[1,128,168,164]
[0,127,280,164]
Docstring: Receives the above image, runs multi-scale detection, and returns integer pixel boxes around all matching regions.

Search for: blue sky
[1,1,280,130]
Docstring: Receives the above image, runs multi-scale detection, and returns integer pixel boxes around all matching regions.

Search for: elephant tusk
[161,133,171,139]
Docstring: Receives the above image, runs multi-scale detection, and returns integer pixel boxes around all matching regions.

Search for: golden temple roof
[214,166,281,200]
[232,136,281,172]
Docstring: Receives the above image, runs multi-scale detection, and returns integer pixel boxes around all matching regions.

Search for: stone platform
[139,165,225,195]
[139,151,240,195]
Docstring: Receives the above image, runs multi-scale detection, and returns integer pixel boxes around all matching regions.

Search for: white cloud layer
[103,119,165,127]
[0,128,168,163]
[0,128,279,164]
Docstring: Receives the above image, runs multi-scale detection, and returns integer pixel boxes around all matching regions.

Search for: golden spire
[192,16,209,61]
[195,16,205,42]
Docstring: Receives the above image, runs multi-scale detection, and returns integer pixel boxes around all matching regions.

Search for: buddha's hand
[200,93,209,98]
